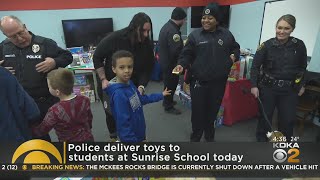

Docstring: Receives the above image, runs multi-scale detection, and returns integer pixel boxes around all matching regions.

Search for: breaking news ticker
[0,140,319,178]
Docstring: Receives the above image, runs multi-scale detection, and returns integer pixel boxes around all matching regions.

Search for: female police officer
[250,14,308,142]
[173,3,240,142]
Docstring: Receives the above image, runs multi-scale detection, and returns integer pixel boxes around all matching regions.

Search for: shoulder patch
[257,43,264,51]
[173,34,180,42]
[292,38,297,43]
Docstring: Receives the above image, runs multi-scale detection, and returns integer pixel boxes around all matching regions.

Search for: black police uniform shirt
[178,26,240,82]
[0,32,73,98]
[93,27,154,87]
[250,37,307,87]
[158,20,184,74]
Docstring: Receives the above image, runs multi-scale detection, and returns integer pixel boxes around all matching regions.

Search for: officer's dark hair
[112,50,134,67]
[47,68,74,95]
[126,12,154,48]
[0,15,24,32]
[276,14,296,30]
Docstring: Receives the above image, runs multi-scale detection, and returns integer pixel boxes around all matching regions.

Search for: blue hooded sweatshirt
[0,67,40,142]
[105,78,163,142]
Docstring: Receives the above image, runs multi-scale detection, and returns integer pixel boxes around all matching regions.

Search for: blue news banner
[0,140,319,178]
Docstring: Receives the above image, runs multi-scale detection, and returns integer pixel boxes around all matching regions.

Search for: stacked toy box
[73,74,95,103]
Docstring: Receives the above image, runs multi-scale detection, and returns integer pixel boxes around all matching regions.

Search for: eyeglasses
[7,27,27,40]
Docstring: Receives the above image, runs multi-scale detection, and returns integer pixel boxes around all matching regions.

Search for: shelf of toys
[66,47,97,103]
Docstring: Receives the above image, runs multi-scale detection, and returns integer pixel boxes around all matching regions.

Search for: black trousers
[32,95,58,141]
[96,79,117,138]
[189,77,227,142]
[316,126,320,142]
[162,70,179,110]
[257,86,298,141]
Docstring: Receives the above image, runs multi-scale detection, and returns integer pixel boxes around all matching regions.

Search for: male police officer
[0,15,73,141]
[158,7,186,115]
[173,3,240,142]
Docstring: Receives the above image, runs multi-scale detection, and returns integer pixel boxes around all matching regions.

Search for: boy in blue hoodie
[105,50,171,142]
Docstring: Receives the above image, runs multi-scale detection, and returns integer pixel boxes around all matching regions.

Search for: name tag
[5,54,16,58]
[198,41,208,45]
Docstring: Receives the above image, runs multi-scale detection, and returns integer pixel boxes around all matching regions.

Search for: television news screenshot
[0,0,320,180]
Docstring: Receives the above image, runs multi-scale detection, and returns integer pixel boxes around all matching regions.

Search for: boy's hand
[162,87,172,96]
[138,85,145,95]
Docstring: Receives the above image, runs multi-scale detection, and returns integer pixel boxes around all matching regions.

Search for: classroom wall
[0,7,175,48]
[229,0,320,72]
[1,0,319,72]
[307,26,320,73]
[228,0,266,53]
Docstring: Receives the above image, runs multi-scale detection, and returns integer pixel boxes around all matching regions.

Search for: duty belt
[261,75,294,88]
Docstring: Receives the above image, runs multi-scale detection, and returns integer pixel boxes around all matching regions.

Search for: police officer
[93,12,155,141]
[173,3,240,142]
[250,14,308,142]
[0,15,73,141]
[158,7,186,115]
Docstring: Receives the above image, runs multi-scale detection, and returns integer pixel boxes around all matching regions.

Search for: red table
[222,79,259,126]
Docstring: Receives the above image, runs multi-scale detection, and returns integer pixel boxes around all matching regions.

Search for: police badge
[32,44,40,53]
[173,34,181,42]
[205,9,210,15]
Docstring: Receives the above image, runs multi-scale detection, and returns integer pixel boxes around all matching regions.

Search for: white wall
[229,0,265,53]
[307,26,320,73]
[0,7,175,48]
[229,0,320,72]
[260,0,320,56]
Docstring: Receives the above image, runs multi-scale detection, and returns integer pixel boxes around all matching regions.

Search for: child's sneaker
[110,137,118,142]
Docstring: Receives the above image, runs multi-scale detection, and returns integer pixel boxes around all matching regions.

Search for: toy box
[67,46,84,54]
[228,61,240,81]
[245,55,254,79]
[214,106,224,128]
[81,90,96,103]
[79,52,94,68]
[179,90,191,109]
[73,85,95,103]
[74,74,87,86]
[73,85,91,95]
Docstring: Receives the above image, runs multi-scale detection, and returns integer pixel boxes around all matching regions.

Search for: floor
[38,81,319,180]
[50,81,319,142]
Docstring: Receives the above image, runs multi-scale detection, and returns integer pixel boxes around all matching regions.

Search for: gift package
[228,55,254,81]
